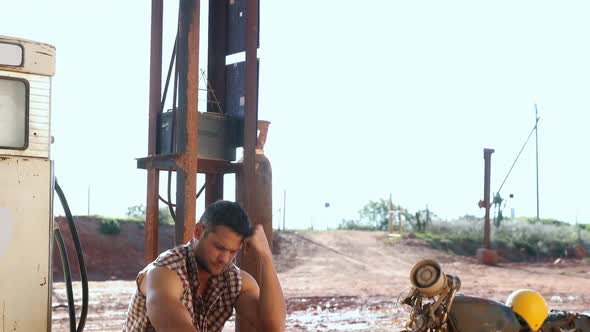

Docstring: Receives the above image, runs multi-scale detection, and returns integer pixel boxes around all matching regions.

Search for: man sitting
[123,200,285,332]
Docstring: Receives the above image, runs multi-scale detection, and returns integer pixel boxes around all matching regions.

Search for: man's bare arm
[143,267,198,332]
[235,225,286,331]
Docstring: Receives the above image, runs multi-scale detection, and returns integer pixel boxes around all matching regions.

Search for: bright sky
[3,1,590,230]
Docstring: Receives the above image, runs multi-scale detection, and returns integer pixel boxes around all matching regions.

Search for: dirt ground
[51,225,590,331]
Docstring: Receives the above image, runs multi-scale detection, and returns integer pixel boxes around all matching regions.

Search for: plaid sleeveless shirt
[123,239,242,332]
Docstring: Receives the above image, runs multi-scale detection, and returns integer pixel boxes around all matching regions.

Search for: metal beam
[236,1,260,331]
[137,154,179,171]
[145,0,163,263]
[175,0,201,245]
[205,174,224,206]
[137,155,240,174]
[483,148,494,249]
[240,0,258,225]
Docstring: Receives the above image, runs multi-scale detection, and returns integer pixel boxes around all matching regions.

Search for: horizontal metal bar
[137,154,241,174]
[137,154,179,170]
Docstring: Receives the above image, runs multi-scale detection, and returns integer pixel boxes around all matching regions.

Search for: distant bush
[414,218,483,256]
[414,218,589,261]
[338,219,378,231]
[125,204,174,225]
[99,218,121,235]
[495,221,579,257]
[512,216,569,226]
[158,207,174,225]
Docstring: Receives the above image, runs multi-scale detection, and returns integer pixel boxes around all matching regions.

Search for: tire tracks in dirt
[288,231,369,269]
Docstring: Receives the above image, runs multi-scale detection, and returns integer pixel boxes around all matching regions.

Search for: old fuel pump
[0,36,87,332]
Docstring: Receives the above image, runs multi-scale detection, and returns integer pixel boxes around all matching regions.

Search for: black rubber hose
[160,37,178,113]
[55,179,88,332]
[54,226,77,332]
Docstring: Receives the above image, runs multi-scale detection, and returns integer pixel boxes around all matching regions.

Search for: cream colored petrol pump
[0,36,56,331]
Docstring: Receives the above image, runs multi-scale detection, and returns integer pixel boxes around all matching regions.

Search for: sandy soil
[51,229,590,331]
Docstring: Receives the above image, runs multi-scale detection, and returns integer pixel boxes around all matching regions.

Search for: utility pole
[477,148,498,265]
[535,104,540,222]
[482,149,494,249]
[282,189,286,231]
[87,185,90,216]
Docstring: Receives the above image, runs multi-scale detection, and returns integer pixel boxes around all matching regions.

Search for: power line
[496,117,540,195]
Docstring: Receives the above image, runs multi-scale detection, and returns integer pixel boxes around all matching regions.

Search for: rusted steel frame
[174,0,200,245]
[145,0,163,263]
[207,0,227,114]
[137,155,240,174]
[236,1,260,332]
[205,174,224,206]
[240,0,259,223]
[137,154,179,170]
[483,148,494,249]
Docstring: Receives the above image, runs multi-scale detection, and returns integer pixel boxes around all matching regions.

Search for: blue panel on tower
[225,60,259,147]
[227,0,259,55]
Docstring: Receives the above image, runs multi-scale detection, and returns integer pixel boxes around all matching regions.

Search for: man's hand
[243,224,272,260]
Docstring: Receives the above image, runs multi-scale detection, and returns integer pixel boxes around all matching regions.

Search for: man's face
[194,225,243,276]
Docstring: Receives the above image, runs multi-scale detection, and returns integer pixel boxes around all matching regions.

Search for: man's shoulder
[238,268,254,281]
[237,268,258,293]
[153,243,189,268]
[138,265,183,295]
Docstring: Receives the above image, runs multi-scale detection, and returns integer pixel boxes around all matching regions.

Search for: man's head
[192,200,252,276]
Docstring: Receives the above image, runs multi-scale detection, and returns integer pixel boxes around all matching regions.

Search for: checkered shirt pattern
[122,239,242,332]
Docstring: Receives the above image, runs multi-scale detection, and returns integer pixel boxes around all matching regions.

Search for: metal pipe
[205,174,224,206]
[240,0,259,232]
[236,2,265,319]
[237,7,261,331]
[236,2,263,322]
[146,0,163,262]
[483,148,494,249]
[535,104,540,221]
[183,0,200,243]
[174,0,200,244]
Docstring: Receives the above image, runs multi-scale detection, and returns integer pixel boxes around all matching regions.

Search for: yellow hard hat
[505,289,548,331]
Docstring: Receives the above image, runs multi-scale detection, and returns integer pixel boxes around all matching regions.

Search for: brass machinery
[401,260,590,332]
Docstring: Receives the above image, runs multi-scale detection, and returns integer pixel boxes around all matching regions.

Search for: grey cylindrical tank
[449,295,522,332]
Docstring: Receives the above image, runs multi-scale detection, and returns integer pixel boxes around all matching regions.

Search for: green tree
[158,207,174,225]
[126,203,174,225]
[340,198,440,232]
[358,198,406,231]
[126,204,146,219]
[359,199,389,230]
[411,208,438,232]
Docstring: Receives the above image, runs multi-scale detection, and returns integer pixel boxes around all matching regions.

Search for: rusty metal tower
[137,4,272,331]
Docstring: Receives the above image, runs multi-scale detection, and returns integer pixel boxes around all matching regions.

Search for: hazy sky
[3,0,590,229]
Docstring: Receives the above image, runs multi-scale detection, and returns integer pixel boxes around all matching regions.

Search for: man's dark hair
[199,200,252,237]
